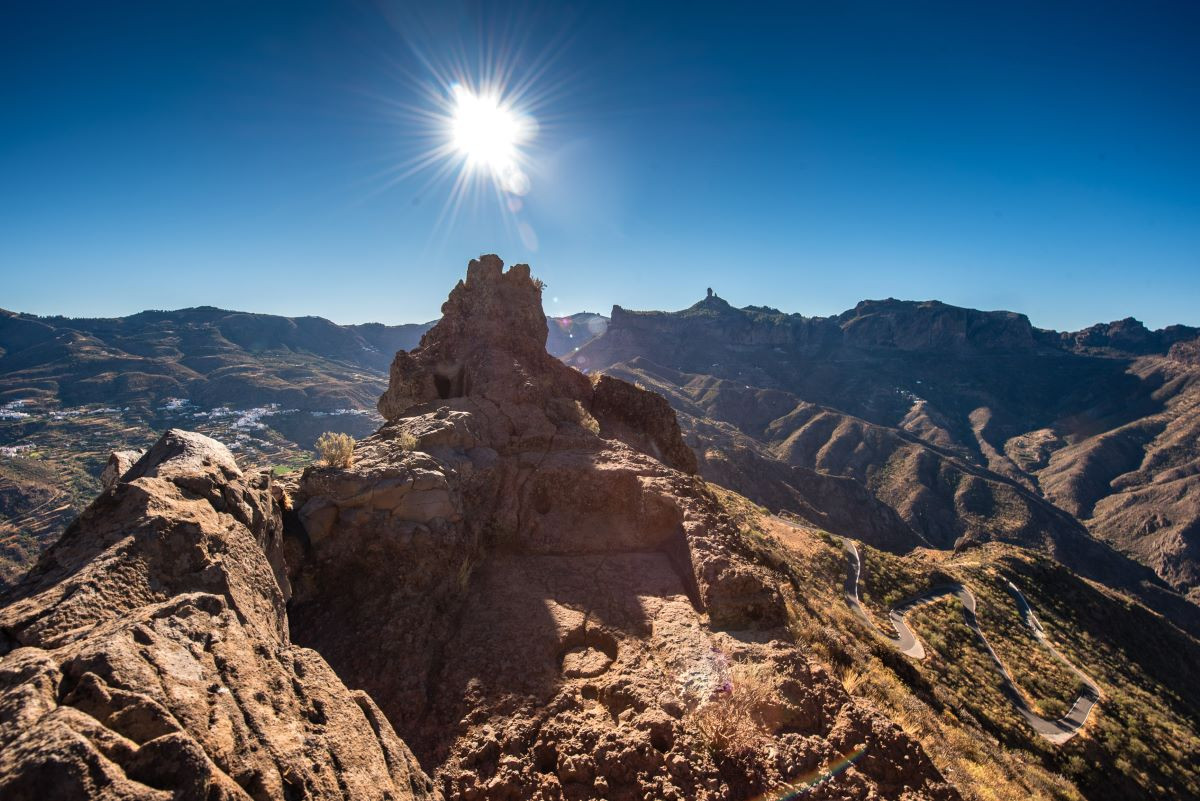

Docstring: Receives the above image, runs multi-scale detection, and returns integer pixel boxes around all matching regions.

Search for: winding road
[840,537,1101,744]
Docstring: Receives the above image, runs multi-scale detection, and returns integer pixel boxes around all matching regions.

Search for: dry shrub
[396,431,419,451]
[575,401,601,435]
[836,663,869,695]
[548,397,600,434]
[689,662,776,759]
[315,432,355,468]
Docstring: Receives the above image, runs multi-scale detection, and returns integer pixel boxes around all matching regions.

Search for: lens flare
[449,84,531,191]
[359,14,568,250]
[745,746,869,799]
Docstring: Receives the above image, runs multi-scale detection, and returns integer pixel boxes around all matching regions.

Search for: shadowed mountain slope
[570,293,1200,609]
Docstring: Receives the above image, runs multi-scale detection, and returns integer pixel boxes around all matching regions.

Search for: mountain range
[571,292,1200,608]
[2,260,1200,801]
[0,306,606,585]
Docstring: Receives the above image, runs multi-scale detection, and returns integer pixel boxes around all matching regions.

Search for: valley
[2,263,1199,800]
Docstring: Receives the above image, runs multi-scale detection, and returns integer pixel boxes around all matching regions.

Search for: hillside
[570,292,1200,609]
[720,498,1200,801]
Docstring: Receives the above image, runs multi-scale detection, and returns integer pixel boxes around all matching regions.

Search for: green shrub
[315,431,355,468]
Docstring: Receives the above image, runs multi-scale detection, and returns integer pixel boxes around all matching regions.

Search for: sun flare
[448,84,532,195]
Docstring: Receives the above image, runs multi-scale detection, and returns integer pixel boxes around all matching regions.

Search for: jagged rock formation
[286,256,956,800]
[0,429,438,800]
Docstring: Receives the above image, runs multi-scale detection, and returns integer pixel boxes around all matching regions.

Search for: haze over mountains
[0,306,605,412]
[0,306,606,585]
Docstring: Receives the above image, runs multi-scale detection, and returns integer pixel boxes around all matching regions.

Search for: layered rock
[287,256,957,800]
[0,429,437,801]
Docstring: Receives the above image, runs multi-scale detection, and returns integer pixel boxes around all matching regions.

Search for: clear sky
[2,1,1198,330]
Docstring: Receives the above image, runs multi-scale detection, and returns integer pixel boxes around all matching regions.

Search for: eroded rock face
[376,254,692,474]
[0,430,438,801]
[287,257,957,800]
[378,255,592,421]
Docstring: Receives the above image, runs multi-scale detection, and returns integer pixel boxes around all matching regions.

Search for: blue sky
[2,1,1197,330]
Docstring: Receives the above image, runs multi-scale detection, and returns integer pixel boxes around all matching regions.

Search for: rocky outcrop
[1058,318,1199,355]
[0,430,438,801]
[378,257,590,420]
[287,256,957,800]
[0,259,963,800]
[590,373,697,473]
[377,254,694,475]
[99,450,142,491]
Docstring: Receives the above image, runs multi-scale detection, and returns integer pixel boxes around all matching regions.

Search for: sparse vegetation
[713,484,1200,801]
[271,453,314,477]
[577,403,601,435]
[688,662,776,760]
[316,431,356,467]
[712,487,1089,801]
[396,431,419,451]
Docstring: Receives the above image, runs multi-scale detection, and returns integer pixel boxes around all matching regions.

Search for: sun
[368,54,549,240]
[448,84,532,195]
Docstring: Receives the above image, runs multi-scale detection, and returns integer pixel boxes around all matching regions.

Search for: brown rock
[284,256,957,801]
[99,449,143,491]
[0,430,439,801]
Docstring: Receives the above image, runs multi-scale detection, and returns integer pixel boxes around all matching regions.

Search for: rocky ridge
[1,258,958,800]
[572,292,1200,611]
[285,256,956,800]
[0,305,603,415]
[596,294,1197,358]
